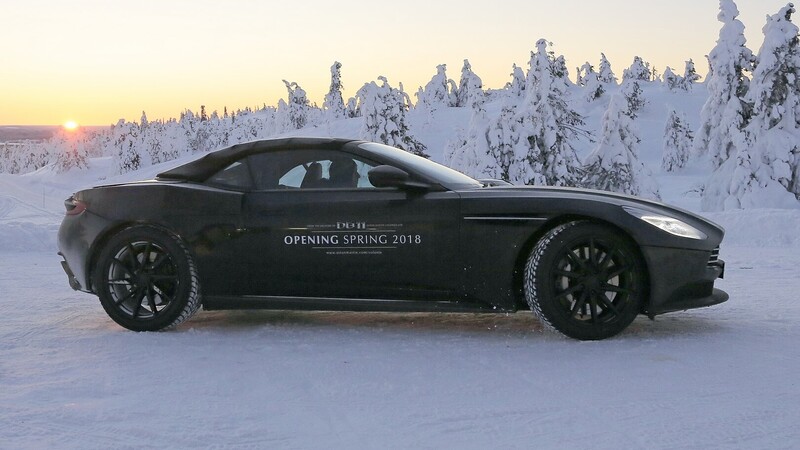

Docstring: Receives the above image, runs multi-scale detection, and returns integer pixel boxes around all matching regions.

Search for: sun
[63,120,79,131]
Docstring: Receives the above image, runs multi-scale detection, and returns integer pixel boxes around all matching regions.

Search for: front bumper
[641,245,728,316]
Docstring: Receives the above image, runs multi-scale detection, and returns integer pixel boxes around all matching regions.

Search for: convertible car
[58,138,727,340]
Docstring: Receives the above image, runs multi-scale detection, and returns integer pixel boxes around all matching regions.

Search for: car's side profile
[58,138,727,340]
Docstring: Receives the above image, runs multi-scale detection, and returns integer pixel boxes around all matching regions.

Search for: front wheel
[94,225,201,331]
[525,221,646,340]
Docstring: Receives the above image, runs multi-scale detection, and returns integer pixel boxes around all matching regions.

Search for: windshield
[358,142,482,189]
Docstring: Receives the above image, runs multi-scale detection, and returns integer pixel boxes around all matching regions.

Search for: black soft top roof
[157,137,359,182]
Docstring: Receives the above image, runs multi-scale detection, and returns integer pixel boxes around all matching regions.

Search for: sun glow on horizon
[63,120,79,131]
[2,0,787,125]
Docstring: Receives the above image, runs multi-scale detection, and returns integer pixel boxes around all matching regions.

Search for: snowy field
[2,244,800,448]
[2,162,800,447]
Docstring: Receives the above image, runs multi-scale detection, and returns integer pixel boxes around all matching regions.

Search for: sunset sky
[1,0,791,126]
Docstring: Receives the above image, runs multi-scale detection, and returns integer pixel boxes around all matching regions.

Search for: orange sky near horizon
[1,0,791,127]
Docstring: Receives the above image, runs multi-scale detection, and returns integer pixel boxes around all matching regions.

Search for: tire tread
[524,221,580,335]
[161,230,201,330]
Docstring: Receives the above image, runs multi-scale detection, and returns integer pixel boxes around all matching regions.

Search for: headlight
[623,206,707,240]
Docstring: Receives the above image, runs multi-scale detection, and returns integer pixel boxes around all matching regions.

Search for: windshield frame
[354,142,483,191]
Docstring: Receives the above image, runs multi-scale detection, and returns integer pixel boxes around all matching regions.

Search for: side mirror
[368,165,432,191]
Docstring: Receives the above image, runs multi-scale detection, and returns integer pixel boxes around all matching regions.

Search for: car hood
[459,185,724,243]
[470,185,672,208]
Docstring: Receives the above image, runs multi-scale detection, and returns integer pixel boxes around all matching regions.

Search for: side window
[279,164,311,188]
[206,160,252,189]
[248,149,378,190]
[354,160,377,188]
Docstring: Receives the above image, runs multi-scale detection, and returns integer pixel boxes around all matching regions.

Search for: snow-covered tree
[345,97,359,118]
[447,79,459,106]
[192,118,213,153]
[552,55,572,87]
[0,144,13,173]
[598,53,617,84]
[651,66,661,82]
[444,102,494,177]
[662,67,683,91]
[621,79,646,118]
[158,120,183,163]
[323,61,345,120]
[524,46,543,93]
[623,56,652,81]
[416,64,453,111]
[576,64,588,85]
[203,115,228,152]
[229,109,271,144]
[448,38,591,187]
[178,109,200,153]
[513,39,587,186]
[358,76,427,156]
[445,63,492,177]
[582,90,661,199]
[52,129,90,173]
[114,119,142,173]
[694,0,755,169]
[323,62,345,119]
[279,80,311,130]
[507,63,526,97]
[455,59,483,108]
[577,62,604,101]
[485,104,526,182]
[682,58,702,89]
[0,144,15,173]
[662,108,693,172]
[0,140,54,174]
[704,3,800,210]
[182,106,224,153]
[142,119,165,165]
[398,82,414,109]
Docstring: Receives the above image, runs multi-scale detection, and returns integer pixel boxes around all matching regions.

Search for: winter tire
[94,225,201,331]
[525,221,646,340]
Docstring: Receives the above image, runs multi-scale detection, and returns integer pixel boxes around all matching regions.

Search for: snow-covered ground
[2,245,799,448]
[2,163,800,448]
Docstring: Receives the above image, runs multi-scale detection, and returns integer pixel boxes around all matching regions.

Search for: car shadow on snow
[184,310,545,336]
[176,309,727,340]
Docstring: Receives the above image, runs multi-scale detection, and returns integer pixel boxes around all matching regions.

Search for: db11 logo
[337,222,366,230]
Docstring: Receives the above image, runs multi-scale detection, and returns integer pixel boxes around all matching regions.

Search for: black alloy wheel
[525,221,646,340]
[95,226,201,331]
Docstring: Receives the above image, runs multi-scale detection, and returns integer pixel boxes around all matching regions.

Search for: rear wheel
[94,226,201,331]
[525,221,646,340]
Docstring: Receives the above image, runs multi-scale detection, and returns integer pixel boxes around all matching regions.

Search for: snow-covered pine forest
[2,1,799,212]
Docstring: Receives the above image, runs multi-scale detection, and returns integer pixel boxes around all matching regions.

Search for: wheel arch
[511,215,651,312]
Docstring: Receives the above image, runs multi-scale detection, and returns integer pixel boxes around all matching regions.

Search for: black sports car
[58,138,727,340]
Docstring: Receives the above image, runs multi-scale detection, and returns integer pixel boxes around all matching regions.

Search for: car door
[238,148,462,301]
